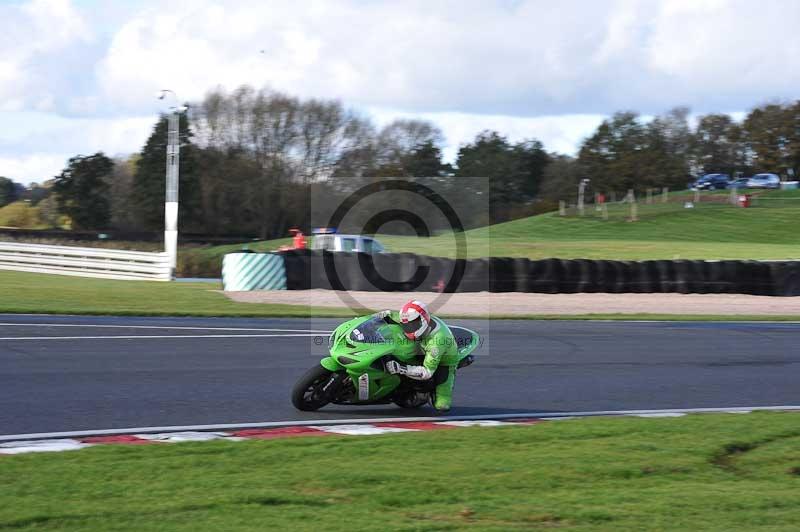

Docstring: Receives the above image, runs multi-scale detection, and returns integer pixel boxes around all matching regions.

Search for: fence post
[559,200,566,216]
[646,188,653,204]
[694,188,700,203]
[628,189,638,221]
[610,191,617,203]
[578,179,589,216]
[729,187,737,205]
[662,187,668,203]
[601,203,609,220]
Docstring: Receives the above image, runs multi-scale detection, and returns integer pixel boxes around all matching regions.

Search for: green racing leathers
[382,310,458,411]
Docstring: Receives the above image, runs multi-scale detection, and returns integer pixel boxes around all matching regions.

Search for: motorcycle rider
[377,300,458,413]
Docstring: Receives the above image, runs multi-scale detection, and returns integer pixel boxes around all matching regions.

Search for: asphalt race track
[1,314,799,436]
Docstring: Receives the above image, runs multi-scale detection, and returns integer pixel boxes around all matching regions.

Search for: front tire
[291,365,336,411]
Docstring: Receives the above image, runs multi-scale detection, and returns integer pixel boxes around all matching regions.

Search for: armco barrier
[225,250,800,296]
[222,252,286,291]
[0,241,171,281]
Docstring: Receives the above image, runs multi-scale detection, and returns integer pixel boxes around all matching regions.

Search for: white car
[310,232,386,254]
[746,173,781,189]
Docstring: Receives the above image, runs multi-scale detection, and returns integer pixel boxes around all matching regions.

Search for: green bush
[0,201,45,229]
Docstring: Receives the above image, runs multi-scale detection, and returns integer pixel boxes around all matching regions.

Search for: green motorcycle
[291,314,479,411]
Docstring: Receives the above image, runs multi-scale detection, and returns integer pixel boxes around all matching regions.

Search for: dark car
[727,178,750,189]
[693,173,731,190]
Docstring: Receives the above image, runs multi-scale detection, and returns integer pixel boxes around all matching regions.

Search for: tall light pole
[157,90,187,277]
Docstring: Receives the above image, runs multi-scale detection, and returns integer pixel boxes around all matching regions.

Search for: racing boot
[431,365,456,414]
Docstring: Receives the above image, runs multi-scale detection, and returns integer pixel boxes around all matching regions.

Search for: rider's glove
[385,360,432,381]
[376,309,394,323]
[385,360,403,374]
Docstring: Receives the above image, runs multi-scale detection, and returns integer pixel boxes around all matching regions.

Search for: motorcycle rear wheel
[393,390,430,409]
[291,365,336,411]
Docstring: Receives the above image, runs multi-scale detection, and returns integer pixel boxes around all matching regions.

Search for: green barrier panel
[222,253,287,291]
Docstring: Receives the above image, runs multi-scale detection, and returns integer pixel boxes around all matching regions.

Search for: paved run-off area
[225,289,800,316]
[1,314,799,436]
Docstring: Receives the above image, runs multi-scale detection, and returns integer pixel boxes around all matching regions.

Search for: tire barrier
[489,258,515,292]
[281,249,311,290]
[772,262,800,296]
[459,258,489,292]
[224,250,800,296]
[222,252,287,291]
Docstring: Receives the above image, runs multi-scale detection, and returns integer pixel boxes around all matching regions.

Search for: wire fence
[558,187,800,222]
[748,195,800,208]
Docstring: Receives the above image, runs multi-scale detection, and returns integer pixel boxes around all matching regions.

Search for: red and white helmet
[400,300,430,340]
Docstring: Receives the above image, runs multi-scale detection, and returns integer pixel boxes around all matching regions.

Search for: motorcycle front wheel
[291,365,337,411]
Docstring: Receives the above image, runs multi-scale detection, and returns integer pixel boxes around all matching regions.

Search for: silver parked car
[746,173,781,189]
[310,230,386,253]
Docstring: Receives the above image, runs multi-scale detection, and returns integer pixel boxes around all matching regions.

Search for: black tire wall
[276,250,800,296]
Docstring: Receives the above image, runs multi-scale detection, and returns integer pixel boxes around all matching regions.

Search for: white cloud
[2,0,800,183]
[0,112,154,184]
[0,0,91,110]
[21,0,90,48]
[86,0,800,120]
[0,153,68,184]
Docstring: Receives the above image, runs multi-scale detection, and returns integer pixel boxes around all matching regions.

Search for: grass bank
[3,412,800,531]
[180,190,800,276]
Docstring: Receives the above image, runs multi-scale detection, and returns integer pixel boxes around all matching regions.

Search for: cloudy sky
[1,0,798,184]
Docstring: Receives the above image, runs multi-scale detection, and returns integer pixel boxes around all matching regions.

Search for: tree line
[3,87,799,236]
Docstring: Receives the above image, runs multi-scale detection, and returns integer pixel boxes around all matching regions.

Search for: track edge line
[3,405,799,443]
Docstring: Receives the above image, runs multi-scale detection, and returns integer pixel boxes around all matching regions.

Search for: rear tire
[291,365,336,411]
[393,391,429,409]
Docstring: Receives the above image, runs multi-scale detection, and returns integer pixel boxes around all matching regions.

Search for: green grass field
[2,270,800,320]
[0,270,350,317]
[2,412,800,531]
[180,190,800,275]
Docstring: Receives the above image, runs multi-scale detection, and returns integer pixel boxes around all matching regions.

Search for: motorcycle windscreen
[349,316,387,343]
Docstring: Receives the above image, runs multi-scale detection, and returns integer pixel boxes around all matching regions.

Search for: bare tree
[188,86,447,237]
[375,119,443,171]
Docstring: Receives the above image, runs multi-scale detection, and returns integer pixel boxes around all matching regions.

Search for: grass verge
[3,271,800,321]
[0,271,351,318]
[2,412,800,531]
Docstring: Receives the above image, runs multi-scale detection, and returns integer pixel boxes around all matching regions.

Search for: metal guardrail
[0,242,171,281]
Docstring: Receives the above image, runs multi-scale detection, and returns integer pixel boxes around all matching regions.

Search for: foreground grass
[2,412,800,531]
